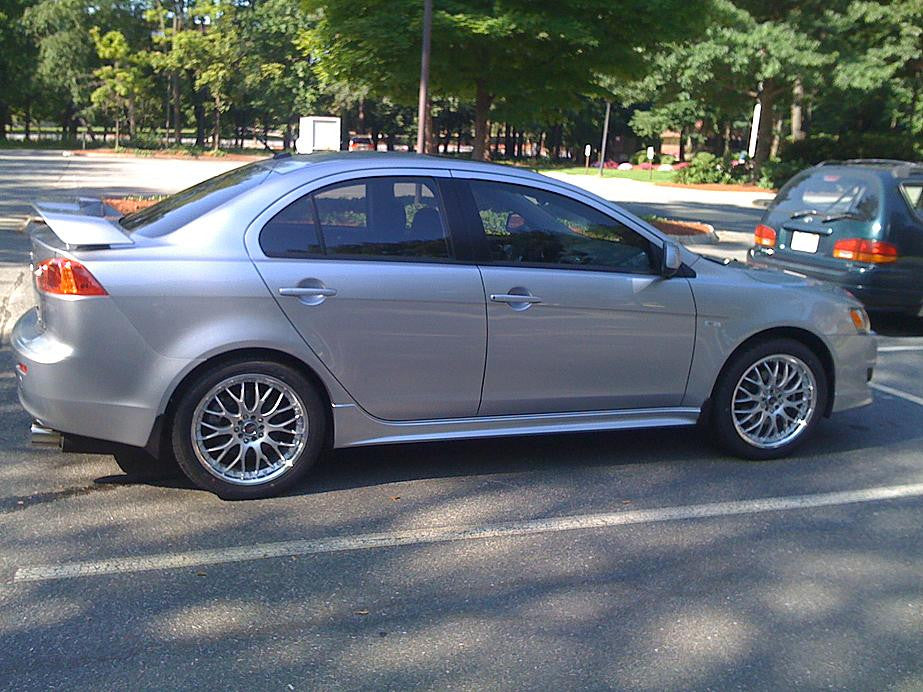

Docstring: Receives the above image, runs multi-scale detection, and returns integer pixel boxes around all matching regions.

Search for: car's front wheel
[709,338,827,459]
[171,360,327,499]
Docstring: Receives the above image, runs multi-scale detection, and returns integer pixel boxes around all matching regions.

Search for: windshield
[769,170,881,222]
[119,162,272,237]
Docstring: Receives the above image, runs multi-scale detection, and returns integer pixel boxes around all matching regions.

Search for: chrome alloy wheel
[731,354,818,450]
[191,374,308,485]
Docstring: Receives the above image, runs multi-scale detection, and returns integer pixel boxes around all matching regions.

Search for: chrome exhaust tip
[31,422,62,447]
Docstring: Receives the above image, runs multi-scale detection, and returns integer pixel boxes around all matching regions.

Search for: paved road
[2,151,923,689]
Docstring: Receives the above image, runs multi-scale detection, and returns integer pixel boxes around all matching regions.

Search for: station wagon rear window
[770,171,881,222]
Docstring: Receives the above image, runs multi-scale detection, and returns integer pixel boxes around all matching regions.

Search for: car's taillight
[832,238,899,264]
[34,258,108,296]
[755,224,776,247]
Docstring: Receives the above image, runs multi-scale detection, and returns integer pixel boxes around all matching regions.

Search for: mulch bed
[648,218,715,237]
[655,181,775,193]
[103,198,160,215]
[72,149,269,162]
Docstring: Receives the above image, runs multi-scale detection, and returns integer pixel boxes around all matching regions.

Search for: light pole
[415,0,433,155]
[598,100,611,176]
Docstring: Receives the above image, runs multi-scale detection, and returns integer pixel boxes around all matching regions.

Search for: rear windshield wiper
[821,211,868,223]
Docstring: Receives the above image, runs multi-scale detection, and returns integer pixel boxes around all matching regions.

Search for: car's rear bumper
[11,305,187,448]
[747,247,923,315]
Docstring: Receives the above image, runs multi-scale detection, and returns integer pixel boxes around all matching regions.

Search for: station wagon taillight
[34,258,108,296]
[831,238,899,264]
[754,224,776,247]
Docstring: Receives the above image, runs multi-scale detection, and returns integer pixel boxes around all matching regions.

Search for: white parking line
[13,482,923,583]
[871,382,923,407]
[878,346,923,353]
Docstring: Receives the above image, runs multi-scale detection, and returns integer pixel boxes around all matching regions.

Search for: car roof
[815,159,923,179]
[263,151,554,185]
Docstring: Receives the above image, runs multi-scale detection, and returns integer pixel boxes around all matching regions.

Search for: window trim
[457,177,662,276]
[253,173,459,264]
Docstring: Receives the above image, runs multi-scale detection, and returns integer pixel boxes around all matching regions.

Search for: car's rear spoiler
[31,198,134,248]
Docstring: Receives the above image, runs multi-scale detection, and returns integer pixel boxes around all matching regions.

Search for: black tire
[708,338,828,460]
[113,447,180,480]
[170,360,327,500]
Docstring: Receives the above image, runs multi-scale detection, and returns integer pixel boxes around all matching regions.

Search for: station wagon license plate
[790,231,820,253]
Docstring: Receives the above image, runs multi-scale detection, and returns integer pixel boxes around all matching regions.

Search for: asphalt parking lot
[1,151,922,689]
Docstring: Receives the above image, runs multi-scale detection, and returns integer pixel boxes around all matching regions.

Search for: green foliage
[673,152,733,184]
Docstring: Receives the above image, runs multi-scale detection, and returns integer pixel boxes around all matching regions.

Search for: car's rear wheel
[709,338,827,459]
[171,360,326,499]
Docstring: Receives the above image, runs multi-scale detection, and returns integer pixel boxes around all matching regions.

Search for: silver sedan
[12,154,877,499]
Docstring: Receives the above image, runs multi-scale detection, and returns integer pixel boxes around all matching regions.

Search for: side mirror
[662,242,682,278]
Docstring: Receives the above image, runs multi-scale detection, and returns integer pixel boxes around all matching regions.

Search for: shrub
[780,132,921,166]
[631,149,659,165]
[758,158,808,189]
[673,152,732,184]
[659,154,676,165]
[128,131,165,150]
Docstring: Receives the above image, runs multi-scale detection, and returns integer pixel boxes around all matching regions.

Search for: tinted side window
[901,182,923,218]
[259,195,323,257]
[469,181,655,273]
[313,178,450,259]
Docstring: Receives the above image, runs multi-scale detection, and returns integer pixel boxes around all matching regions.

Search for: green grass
[535,166,676,183]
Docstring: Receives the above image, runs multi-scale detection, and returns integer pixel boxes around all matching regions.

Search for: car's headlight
[849,307,871,333]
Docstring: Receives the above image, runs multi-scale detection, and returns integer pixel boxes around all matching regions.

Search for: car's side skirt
[331,404,701,448]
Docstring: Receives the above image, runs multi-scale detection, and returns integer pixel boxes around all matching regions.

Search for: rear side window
[770,171,881,222]
[259,177,451,260]
[901,182,923,218]
[259,195,323,256]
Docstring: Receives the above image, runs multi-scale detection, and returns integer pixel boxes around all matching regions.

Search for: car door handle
[278,286,337,297]
[490,293,543,304]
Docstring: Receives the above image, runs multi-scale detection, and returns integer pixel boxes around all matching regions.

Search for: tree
[89,27,153,144]
[302,0,709,160]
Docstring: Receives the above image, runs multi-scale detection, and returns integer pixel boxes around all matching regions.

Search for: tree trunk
[24,97,32,141]
[504,123,512,158]
[213,104,221,151]
[770,117,783,158]
[284,120,292,150]
[791,78,805,141]
[472,80,492,161]
[753,82,777,173]
[188,74,206,147]
[722,121,731,156]
[678,127,686,163]
[115,116,121,150]
[0,101,7,141]
[128,98,137,140]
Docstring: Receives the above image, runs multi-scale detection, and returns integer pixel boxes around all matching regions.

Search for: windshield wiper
[789,209,818,219]
[821,211,867,223]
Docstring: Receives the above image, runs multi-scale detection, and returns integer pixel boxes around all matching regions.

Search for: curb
[0,265,31,347]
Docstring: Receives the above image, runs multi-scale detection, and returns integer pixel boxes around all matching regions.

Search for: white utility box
[295,116,342,154]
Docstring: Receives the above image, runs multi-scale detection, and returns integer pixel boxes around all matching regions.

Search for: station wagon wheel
[709,338,827,460]
[171,360,327,499]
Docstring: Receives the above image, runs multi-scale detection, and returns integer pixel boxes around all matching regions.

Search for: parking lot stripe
[12,482,923,583]
[870,382,923,407]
